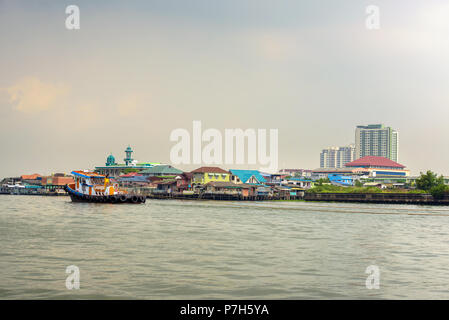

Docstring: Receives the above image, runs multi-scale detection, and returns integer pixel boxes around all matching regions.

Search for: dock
[303,192,449,205]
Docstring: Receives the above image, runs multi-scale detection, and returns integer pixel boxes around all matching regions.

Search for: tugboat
[65,171,146,204]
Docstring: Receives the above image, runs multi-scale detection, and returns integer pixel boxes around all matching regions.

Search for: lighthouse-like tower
[124,146,134,166]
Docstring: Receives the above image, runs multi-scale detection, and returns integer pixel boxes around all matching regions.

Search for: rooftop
[140,165,183,175]
[229,169,266,183]
[21,174,41,180]
[191,166,229,174]
[345,156,405,169]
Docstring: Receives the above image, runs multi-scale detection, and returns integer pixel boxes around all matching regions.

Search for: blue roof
[229,169,267,183]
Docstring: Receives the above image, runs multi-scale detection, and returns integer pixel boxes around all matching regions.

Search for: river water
[1,195,449,299]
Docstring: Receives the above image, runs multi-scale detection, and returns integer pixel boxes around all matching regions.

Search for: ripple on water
[1,195,449,299]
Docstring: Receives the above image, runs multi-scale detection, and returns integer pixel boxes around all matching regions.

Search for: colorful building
[328,174,354,186]
[191,167,230,184]
[229,169,267,184]
[95,146,160,177]
[344,156,409,178]
[41,174,74,186]
[278,169,313,178]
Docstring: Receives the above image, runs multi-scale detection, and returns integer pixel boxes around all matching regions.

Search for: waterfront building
[191,167,230,185]
[278,169,313,178]
[355,124,399,162]
[281,177,313,189]
[265,173,287,184]
[320,145,355,169]
[175,173,193,192]
[144,172,192,194]
[20,173,42,186]
[344,156,409,178]
[21,173,42,181]
[311,168,364,181]
[203,181,253,197]
[140,165,183,177]
[41,174,74,187]
[229,169,267,184]
[328,174,354,186]
[95,146,161,177]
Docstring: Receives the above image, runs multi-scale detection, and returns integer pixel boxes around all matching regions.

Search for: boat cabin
[71,171,117,196]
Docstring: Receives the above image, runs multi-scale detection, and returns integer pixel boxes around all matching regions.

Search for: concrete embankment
[147,192,298,201]
[304,192,449,205]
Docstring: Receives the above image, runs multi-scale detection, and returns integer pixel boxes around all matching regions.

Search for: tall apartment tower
[355,124,399,162]
[320,145,355,168]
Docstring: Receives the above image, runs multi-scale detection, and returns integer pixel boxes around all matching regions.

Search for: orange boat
[65,171,146,204]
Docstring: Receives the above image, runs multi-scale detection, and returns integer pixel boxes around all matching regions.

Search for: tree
[315,177,330,186]
[355,180,363,188]
[430,184,449,199]
[416,170,445,191]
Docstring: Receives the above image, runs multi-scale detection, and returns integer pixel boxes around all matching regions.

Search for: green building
[95,146,160,177]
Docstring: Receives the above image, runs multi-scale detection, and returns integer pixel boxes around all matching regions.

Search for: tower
[124,146,134,166]
[355,124,398,161]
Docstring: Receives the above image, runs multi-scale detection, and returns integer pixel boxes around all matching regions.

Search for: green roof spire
[124,145,134,166]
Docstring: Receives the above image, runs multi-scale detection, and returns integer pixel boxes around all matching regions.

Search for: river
[1,195,449,299]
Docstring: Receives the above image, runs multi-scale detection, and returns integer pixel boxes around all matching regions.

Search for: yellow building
[191,167,230,184]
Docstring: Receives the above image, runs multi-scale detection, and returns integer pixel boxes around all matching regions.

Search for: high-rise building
[355,124,399,162]
[320,145,355,168]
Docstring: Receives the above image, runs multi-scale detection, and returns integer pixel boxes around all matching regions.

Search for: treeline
[415,170,449,199]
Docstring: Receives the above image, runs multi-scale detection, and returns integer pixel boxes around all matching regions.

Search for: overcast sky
[1,0,449,177]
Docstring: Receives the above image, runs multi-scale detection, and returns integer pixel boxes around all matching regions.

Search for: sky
[1,0,449,177]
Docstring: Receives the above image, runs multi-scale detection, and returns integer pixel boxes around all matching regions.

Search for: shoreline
[2,192,449,206]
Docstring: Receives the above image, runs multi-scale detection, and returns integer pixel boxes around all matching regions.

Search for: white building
[320,145,355,168]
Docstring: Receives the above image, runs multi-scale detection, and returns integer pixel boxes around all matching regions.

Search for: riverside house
[191,167,230,185]
[281,177,314,189]
[229,169,267,184]
[202,181,253,199]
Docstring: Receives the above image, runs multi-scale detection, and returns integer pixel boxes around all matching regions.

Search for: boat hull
[65,185,146,204]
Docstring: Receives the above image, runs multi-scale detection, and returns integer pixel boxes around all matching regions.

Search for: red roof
[345,156,405,169]
[120,172,142,178]
[191,166,229,174]
[21,174,41,180]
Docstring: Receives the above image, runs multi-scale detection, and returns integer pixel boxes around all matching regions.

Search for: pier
[146,190,303,201]
[303,192,449,205]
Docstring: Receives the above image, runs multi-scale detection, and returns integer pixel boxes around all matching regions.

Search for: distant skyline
[1,0,449,177]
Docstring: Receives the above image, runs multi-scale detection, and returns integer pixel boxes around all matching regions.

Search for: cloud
[253,31,302,61]
[116,94,143,116]
[3,77,69,113]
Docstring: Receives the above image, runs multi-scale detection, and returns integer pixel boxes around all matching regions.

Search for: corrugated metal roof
[229,169,266,183]
[140,165,183,175]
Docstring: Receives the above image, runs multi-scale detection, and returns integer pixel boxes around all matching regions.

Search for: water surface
[1,195,449,299]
